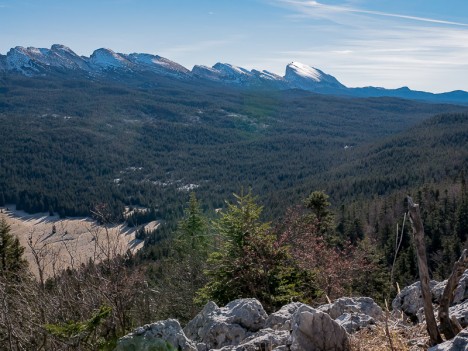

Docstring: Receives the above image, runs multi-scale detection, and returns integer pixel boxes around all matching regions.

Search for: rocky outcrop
[318,297,383,320]
[449,300,468,328]
[115,297,383,351]
[392,280,439,321]
[183,299,268,350]
[393,269,468,326]
[211,329,290,351]
[114,319,197,351]
[317,297,382,333]
[114,272,468,351]
[432,270,468,305]
[428,328,468,351]
[290,304,350,351]
[265,302,305,331]
[335,313,375,333]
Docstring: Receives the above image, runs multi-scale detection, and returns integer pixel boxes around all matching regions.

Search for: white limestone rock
[318,297,383,320]
[184,299,268,350]
[115,319,196,351]
[265,302,306,331]
[290,304,350,351]
[428,328,468,351]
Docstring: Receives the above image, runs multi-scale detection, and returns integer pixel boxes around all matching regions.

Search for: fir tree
[197,191,317,311]
[0,217,27,275]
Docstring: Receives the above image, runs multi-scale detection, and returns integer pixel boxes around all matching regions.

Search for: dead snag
[407,196,443,346]
[439,249,468,340]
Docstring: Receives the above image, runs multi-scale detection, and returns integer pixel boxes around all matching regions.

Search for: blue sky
[1,0,468,92]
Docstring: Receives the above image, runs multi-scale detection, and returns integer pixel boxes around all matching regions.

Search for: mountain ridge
[1,44,468,105]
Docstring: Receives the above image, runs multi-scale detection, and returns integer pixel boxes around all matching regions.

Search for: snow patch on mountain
[251,69,284,82]
[125,53,190,77]
[213,63,252,77]
[49,44,90,70]
[287,62,322,81]
[285,61,345,90]
[192,65,224,81]
[193,63,286,87]
[89,48,132,70]
[193,63,255,84]
[6,47,41,75]
[6,45,90,73]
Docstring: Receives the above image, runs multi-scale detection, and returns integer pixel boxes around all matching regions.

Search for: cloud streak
[278,0,468,27]
[259,0,468,92]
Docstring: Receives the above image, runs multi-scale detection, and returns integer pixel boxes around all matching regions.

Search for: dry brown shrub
[350,322,430,351]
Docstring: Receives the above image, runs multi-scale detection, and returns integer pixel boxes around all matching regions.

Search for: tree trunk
[439,249,467,340]
[407,196,443,346]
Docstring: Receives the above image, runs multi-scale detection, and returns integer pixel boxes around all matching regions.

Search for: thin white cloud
[259,0,468,92]
[332,50,352,54]
[278,0,468,27]
[265,23,468,92]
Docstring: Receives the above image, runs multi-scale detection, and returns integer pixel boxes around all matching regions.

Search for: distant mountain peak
[125,53,190,76]
[50,44,73,52]
[89,48,132,70]
[287,62,323,81]
[213,63,252,76]
[285,61,345,90]
[1,44,467,104]
[251,69,284,81]
[192,64,224,81]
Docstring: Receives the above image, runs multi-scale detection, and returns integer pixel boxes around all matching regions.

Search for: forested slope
[1,75,466,223]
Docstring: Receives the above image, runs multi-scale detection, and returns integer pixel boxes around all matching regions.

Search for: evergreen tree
[0,217,27,275]
[175,192,209,254]
[153,192,211,322]
[197,191,317,311]
[304,190,332,223]
[304,190,334,238]
[455,177,468,243]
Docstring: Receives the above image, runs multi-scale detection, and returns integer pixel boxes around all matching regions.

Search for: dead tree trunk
[407,196,443,346]
[439,249,468,340]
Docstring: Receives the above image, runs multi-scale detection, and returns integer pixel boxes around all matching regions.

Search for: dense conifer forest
[1,75,467,220]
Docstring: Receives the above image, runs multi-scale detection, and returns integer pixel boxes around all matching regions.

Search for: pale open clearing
[1,205,147,279]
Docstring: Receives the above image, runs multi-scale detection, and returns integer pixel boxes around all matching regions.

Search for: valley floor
[0,205,144,279]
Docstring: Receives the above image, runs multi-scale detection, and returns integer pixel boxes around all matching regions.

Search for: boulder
[290,305,350,351]
[392,280,438,321]
[115,319,197,351]
[265,302,305,331]
[335,313,375,333]
[433,270,468,305]
[433,280,448,304]
[394,269,468,324]
[211,328,290,351]
[184,298,268,350]
[449,300,468,328]
[453,270,468,304]
[224,299,268,331]
[428,328,468,351]
[318,297,383,320]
